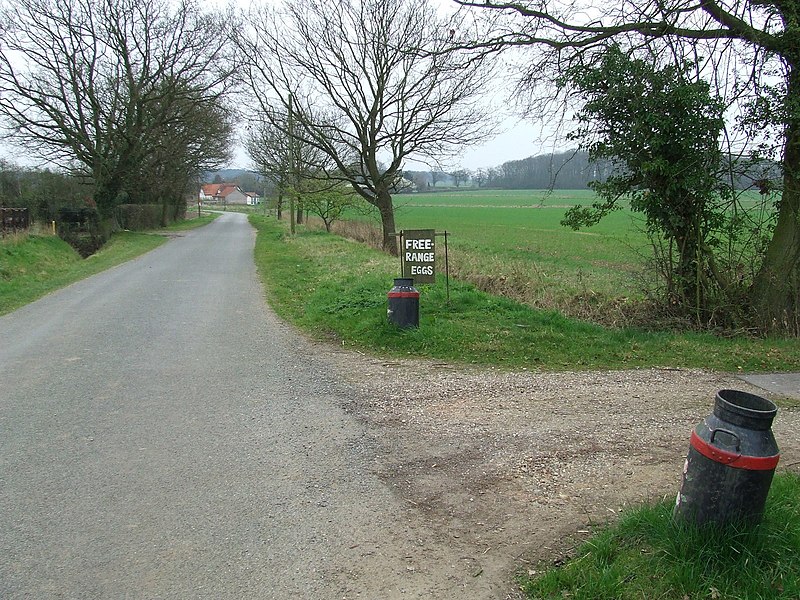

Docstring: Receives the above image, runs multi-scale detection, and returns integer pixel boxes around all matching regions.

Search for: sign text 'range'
[402,229,436,284]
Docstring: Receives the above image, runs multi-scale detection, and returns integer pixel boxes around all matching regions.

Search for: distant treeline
[404,149,780,191]
[208,150,780,194]
[483,150,610,189]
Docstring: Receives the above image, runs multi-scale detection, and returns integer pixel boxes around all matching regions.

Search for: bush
[116,204,167,230]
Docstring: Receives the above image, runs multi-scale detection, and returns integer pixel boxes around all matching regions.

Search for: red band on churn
[690,431,779,471]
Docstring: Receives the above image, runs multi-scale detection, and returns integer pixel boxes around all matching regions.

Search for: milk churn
[674,389,779,526]
[387,277,419,328]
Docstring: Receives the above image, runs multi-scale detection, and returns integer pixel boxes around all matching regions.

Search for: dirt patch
[324,351,800,598]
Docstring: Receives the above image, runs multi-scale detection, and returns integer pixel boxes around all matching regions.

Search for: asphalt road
[0,213,425,599]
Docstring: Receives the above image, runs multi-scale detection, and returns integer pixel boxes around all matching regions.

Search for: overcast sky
[0,0,568,174]
[227,118,553,173]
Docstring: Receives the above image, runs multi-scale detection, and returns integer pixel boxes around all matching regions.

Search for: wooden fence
[1,208,30,233]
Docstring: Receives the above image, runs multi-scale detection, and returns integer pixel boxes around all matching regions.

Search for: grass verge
[0,213,217,315]
[164,213,218,231]
[519,472,800,600]
[0,232,164,315]
[250,215,799,372]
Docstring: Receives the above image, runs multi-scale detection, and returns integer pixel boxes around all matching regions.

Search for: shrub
[116,204,166,230]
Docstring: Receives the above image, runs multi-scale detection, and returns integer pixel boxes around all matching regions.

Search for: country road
[3,212,798,600]
[0,213,474,599]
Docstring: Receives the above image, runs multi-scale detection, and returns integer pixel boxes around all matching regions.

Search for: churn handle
[709,428,741,452]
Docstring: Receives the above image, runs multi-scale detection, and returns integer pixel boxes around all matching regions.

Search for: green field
[328,187,775,327]
[395,188,600,207]
[252,214,800,372]
[378,189,650,323]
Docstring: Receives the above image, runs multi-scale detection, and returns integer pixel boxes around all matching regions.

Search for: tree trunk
[376,188,398,256]
[93,177,122,221]
[752,66,800,334]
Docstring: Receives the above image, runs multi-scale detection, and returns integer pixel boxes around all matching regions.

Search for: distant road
[0,213,421,599]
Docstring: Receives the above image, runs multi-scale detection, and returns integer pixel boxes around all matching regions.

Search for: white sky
[449,120,555,171]
[228,119,551,173]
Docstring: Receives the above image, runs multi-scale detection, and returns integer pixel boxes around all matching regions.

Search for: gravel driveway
[1,212,798,599]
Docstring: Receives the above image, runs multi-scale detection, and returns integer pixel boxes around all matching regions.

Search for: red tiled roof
[201,183,241,198]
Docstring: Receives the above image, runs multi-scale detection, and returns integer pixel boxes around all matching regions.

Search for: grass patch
[250,215,799,372]
[0,213,216,315]
[520,472,800,599]
[330,190,780,329]
[0,231,164,315]
[335,191,652,325]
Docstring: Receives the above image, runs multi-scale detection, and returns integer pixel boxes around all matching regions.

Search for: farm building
[199,183,261,205]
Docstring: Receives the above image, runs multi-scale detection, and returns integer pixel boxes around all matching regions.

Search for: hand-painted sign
[401,229,436,284]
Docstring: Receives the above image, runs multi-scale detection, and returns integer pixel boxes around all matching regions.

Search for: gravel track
[2,212,798,599]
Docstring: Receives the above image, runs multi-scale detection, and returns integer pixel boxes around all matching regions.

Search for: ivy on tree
[561,46,731,318]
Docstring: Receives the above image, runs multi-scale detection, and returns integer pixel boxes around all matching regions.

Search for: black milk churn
[387,277,419,328]
[674,389,779,526]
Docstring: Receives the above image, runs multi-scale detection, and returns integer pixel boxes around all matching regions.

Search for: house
[244,191,261,206]
[199,182,252,205]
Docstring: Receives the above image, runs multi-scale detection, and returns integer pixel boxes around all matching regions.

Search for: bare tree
[474,168,488,188]
[456,0,800,333]
[430,170,446,188]
[237,0,496,254]
[245,119,292,220]
[245,113,334,223]
[0,0,237,220]
[451,168,471,187]
[134,83,234,223]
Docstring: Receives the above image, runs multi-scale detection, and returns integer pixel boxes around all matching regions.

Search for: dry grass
[328,218,384,249]
[448,254,671,329]
[1,222,56,241]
